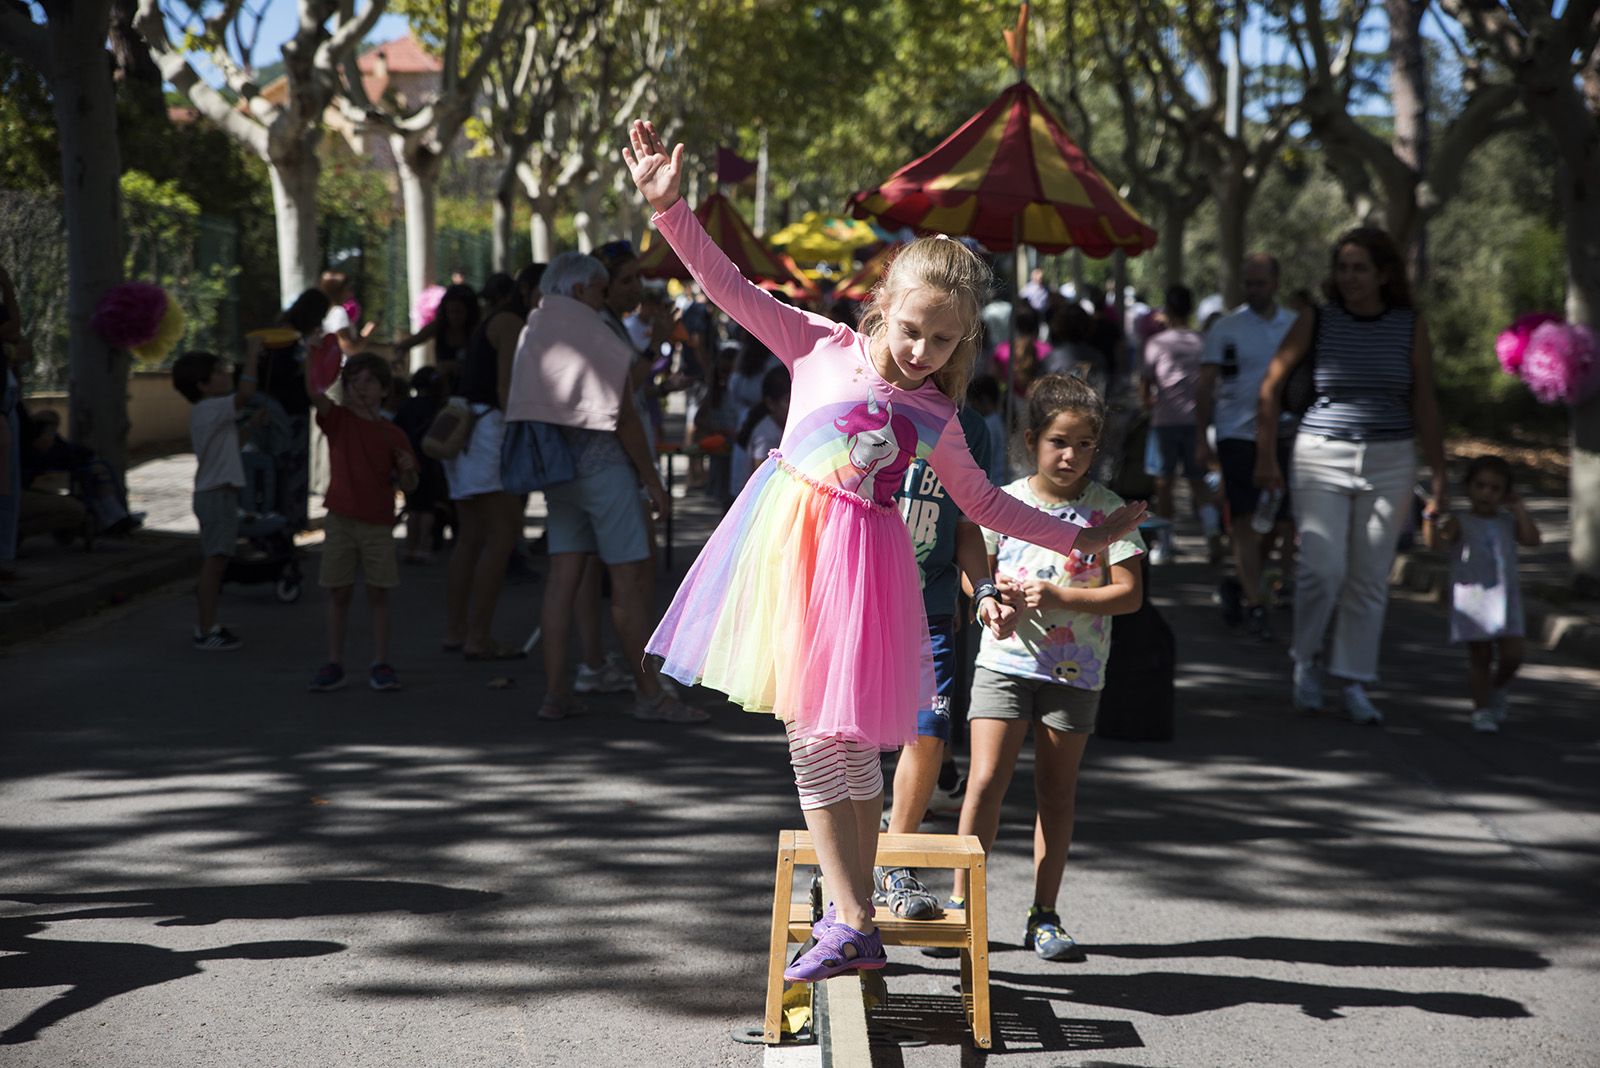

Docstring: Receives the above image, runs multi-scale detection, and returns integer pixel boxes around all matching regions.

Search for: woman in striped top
[1254,228,1448,725]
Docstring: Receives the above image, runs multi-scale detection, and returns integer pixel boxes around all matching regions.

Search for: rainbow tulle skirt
[648,453,933,749]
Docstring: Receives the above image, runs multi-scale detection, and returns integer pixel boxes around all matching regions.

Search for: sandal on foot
[874,866,941,920]
[812,901,876,940]
[537,695,588,721]
[784,923,886,983]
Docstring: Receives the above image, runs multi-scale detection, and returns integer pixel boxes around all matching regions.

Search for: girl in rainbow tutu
[623,120,1147,981]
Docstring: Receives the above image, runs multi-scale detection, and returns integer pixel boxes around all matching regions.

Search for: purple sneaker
[784,923,886,983]
[812,901,876,940]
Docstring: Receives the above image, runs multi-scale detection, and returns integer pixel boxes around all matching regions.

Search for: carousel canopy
[848,80,1157,258]
[638,193,804,285]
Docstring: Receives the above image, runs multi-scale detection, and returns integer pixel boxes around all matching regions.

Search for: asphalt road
[1,503,1596,1068]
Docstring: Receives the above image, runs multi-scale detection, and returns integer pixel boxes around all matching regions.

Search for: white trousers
[1290,434,1415,683]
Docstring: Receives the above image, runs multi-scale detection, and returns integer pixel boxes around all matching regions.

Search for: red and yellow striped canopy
[848,81,1157,258]
[639,193,805,285]
[834,245,902,302]
[759,254,823,302]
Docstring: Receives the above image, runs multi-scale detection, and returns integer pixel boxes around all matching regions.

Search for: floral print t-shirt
[977,478,1146,690]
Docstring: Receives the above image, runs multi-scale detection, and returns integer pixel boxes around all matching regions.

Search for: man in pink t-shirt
[1140,285,1220,563]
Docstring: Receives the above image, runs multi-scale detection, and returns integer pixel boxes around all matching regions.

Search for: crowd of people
[0,120,1545,985]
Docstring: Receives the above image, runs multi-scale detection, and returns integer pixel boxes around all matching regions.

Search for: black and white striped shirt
[1298,302,1416,442]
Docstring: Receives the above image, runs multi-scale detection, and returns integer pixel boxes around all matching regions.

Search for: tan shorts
[969,666,1101,734]
[319,511,399,589]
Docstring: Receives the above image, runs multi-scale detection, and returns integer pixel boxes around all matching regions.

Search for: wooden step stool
[763,830,990,1049]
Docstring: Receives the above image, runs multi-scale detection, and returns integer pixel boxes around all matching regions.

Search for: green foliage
[1426,127,1564,437]
[0,53,58,192]
[120,171,240,369]
[0,189,69,389]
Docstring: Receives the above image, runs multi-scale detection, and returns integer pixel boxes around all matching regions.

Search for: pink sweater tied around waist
[503,293,635,429]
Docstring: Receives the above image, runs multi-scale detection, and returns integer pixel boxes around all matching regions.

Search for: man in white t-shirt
[1195,252,1298,638]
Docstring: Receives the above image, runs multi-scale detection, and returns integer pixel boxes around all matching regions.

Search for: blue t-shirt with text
[896,405,993,617]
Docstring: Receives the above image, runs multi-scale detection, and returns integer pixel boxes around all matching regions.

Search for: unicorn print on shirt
[834,390,919,506]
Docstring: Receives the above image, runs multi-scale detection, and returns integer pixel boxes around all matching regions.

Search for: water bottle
[1252,488,1281,535]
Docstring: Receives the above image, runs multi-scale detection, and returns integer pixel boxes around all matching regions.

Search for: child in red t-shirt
[305,353,419,692]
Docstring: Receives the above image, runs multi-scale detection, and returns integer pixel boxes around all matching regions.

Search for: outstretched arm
[928,415,1146,558]
[623,120,833,368]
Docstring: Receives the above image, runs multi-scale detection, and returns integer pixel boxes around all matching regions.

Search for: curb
[1391,551,1600,664]
[0,539,197,647]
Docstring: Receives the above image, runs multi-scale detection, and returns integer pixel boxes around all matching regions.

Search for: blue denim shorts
[916,614,957,742]
[1144,423,1198,479]
[543,461,650,564]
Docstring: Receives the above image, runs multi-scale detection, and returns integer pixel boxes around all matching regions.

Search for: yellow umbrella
[768,211,880,264]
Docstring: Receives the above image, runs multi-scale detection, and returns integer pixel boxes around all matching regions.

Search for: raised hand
[1072,500,1148,556]
[622,120,684,215]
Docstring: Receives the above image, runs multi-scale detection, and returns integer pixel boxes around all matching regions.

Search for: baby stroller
[227,405,304,604]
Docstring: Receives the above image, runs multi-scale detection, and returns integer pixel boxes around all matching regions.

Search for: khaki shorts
[969,666,1101,734]
[194,487,239,558]
[320,511,399,589]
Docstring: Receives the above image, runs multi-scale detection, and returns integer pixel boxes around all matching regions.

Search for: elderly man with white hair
[504,251,706,723]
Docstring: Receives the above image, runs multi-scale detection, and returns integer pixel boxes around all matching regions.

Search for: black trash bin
[1096,553,1176,741]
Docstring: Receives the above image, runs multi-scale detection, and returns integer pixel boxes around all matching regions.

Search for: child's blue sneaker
[309,662,347,692]
[369,663,402,692]
[1025,906,1085,962]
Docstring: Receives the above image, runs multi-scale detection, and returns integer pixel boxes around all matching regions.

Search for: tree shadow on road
[0,917,343,1045]
[1,879,500,925]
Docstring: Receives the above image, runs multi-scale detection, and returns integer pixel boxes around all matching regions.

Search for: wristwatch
[972,579,999,620]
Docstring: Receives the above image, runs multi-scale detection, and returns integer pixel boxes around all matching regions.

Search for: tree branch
[318,0,384,69]
[1424,81,1519,204]
[135,0,271,154]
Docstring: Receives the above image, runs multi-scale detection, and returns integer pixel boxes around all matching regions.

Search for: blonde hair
[859,236,992,401]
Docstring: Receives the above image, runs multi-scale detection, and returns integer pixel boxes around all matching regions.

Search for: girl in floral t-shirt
[951,374,1145,963]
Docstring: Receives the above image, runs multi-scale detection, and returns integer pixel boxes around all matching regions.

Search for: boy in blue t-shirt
[880,403,1010,919]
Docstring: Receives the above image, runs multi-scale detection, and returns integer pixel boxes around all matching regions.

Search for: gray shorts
[969,666,1101,734]
[543,461,651,564]
[193,486,239,558]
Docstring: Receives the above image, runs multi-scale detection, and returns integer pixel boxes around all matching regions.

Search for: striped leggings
[786,723,884,810]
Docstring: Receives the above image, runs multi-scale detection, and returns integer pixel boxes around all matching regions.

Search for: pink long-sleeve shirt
[655,198,1079,557]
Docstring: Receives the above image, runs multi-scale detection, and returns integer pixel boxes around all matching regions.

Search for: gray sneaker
[1470,708,1499,733]
[1292,661,1323,714]
[575,660,634,694]
[874,866,941,920]
[1344,684,1384,726]
[1489,687,1511,725]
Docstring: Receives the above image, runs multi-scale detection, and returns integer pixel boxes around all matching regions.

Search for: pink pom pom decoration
[91,282,170,349]
[411,285,445,329]
[1494,312,1558,375]
[131,299,187,365]
[1519,321,1600,405]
